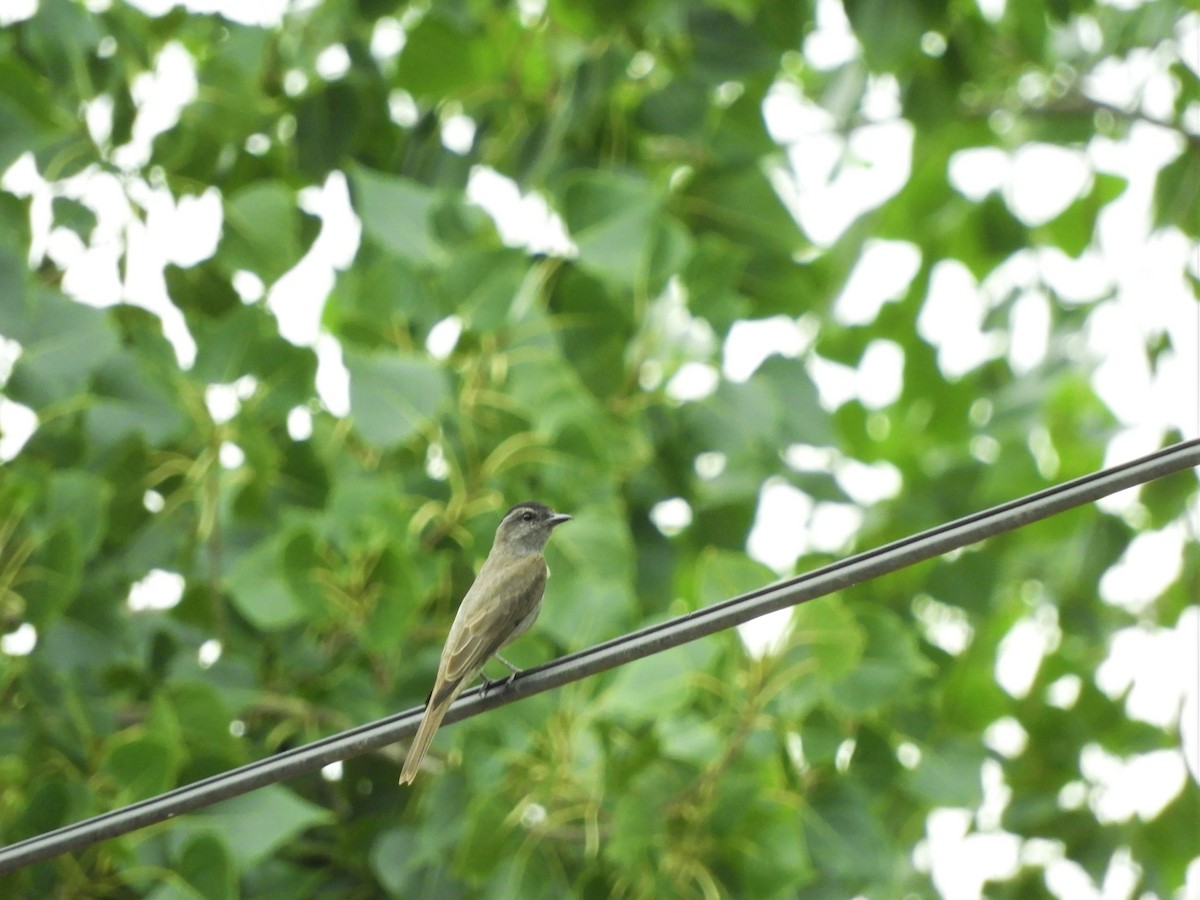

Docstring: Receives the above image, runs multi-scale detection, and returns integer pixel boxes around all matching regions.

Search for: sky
[0,2,1197,898]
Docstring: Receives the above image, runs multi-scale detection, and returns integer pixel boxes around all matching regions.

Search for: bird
[399,501,572,785]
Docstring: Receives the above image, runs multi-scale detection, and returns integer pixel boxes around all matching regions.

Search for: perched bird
[399,501,572,785]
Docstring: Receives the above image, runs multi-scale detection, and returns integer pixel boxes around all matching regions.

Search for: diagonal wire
[1,438,1197,874]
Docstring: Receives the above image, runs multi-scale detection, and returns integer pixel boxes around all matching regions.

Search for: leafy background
[0,0,1197,897]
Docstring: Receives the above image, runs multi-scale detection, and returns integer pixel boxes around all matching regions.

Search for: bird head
[494,501,571,555]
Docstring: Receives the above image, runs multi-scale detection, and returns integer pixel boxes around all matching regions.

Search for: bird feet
[480,654,522,696]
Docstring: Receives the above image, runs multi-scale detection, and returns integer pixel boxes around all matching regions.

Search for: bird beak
[548,513,572,527]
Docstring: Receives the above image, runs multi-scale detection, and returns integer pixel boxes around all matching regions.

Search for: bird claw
[480,670,518,697]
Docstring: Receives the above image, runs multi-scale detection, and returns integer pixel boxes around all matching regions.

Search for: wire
[1,438,1197,873]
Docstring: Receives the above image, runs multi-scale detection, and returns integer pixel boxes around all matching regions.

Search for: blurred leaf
[1153,149,1200,234]
[695,548,777,607]
[349,165,445,265]
[786,596,866,684]
[395,15,483,98]
[843,0,940,71]
[12,779,71,843]
[191,304,317,415]
[172,787,332,869]
[162,833,237,900]
[598,640,717,724]
[164,259,241,320]
[1,288,118,409]
[370,828,419,895]
[538,503,636,649]
[41,470,111,559]
[755,355,836,447]
[20,0,101,88]
[85,350,189,447]
[19,527,81,629]
[830,606,933,714]
[684,377,780,458]
[165,680,243,769]
[682,234,751,335]
[637,78,709,136]
[101,730,180,802]
[656,713,723,765]
[295,81,362,179]
[220,181,304,284]
[906,738,985,807]
[0,50,72,170]
[560,171,659,286]
[344,347,450,449]
[803,779,891,885]
[1043,172,1127,256]
[50,196,95,239]
[688,8,777,80]
[679,164,804,258]
[226,532,311,631]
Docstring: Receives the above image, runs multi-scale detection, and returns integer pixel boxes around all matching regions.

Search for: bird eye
[522,510,534,521]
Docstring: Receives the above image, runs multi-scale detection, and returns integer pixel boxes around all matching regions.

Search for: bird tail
[399,691,455,785]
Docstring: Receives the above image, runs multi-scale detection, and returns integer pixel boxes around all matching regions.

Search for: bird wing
[433,553,548,702]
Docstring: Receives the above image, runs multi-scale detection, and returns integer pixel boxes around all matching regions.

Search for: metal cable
[1,438,1197,874]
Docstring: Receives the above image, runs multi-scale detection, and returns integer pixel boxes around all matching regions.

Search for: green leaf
[537,502,637,649]
[0,51,73,170]
[20,0,101,88]
[394,15,482,97]
[560,171,659,286]
[172,786,332,869]
[40,470,112,559]
[688,8,777,81]
[226,533,309,631]
[162,833,236,900]
[190,304,317,415]
[1153,149,1200,234]
[163,259,241,320]
[656,713,723,765]
[786,596,866,683]
[20,526,81,629]
[344,347,450,449]
[370,828,419,895]
[101,730,180,801]
[683,235,751,336]
[328,248,441,339]
[51,197,96,239]
[684,377,780,459]
[85,351,189,447]
[678,165,804,258]
[1043,173,1127,256]
[597,639,717,724]
[637,78,710,136]
[349,165,445,265]
[221,181,304,284]
[1,288,119,409]
[843,0,938,71]
[755,355,837,447]
[295,81,363,179]
[165,681,243,766]
[733,800,815,895]
[829,606,932,714]
[13,779,70,843]
[906,738,985,807]
[442,247,532,332]
[695,548,777,607]
[803,779,891,885]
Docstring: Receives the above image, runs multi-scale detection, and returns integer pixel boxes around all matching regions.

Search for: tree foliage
[0,0,1196,897]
